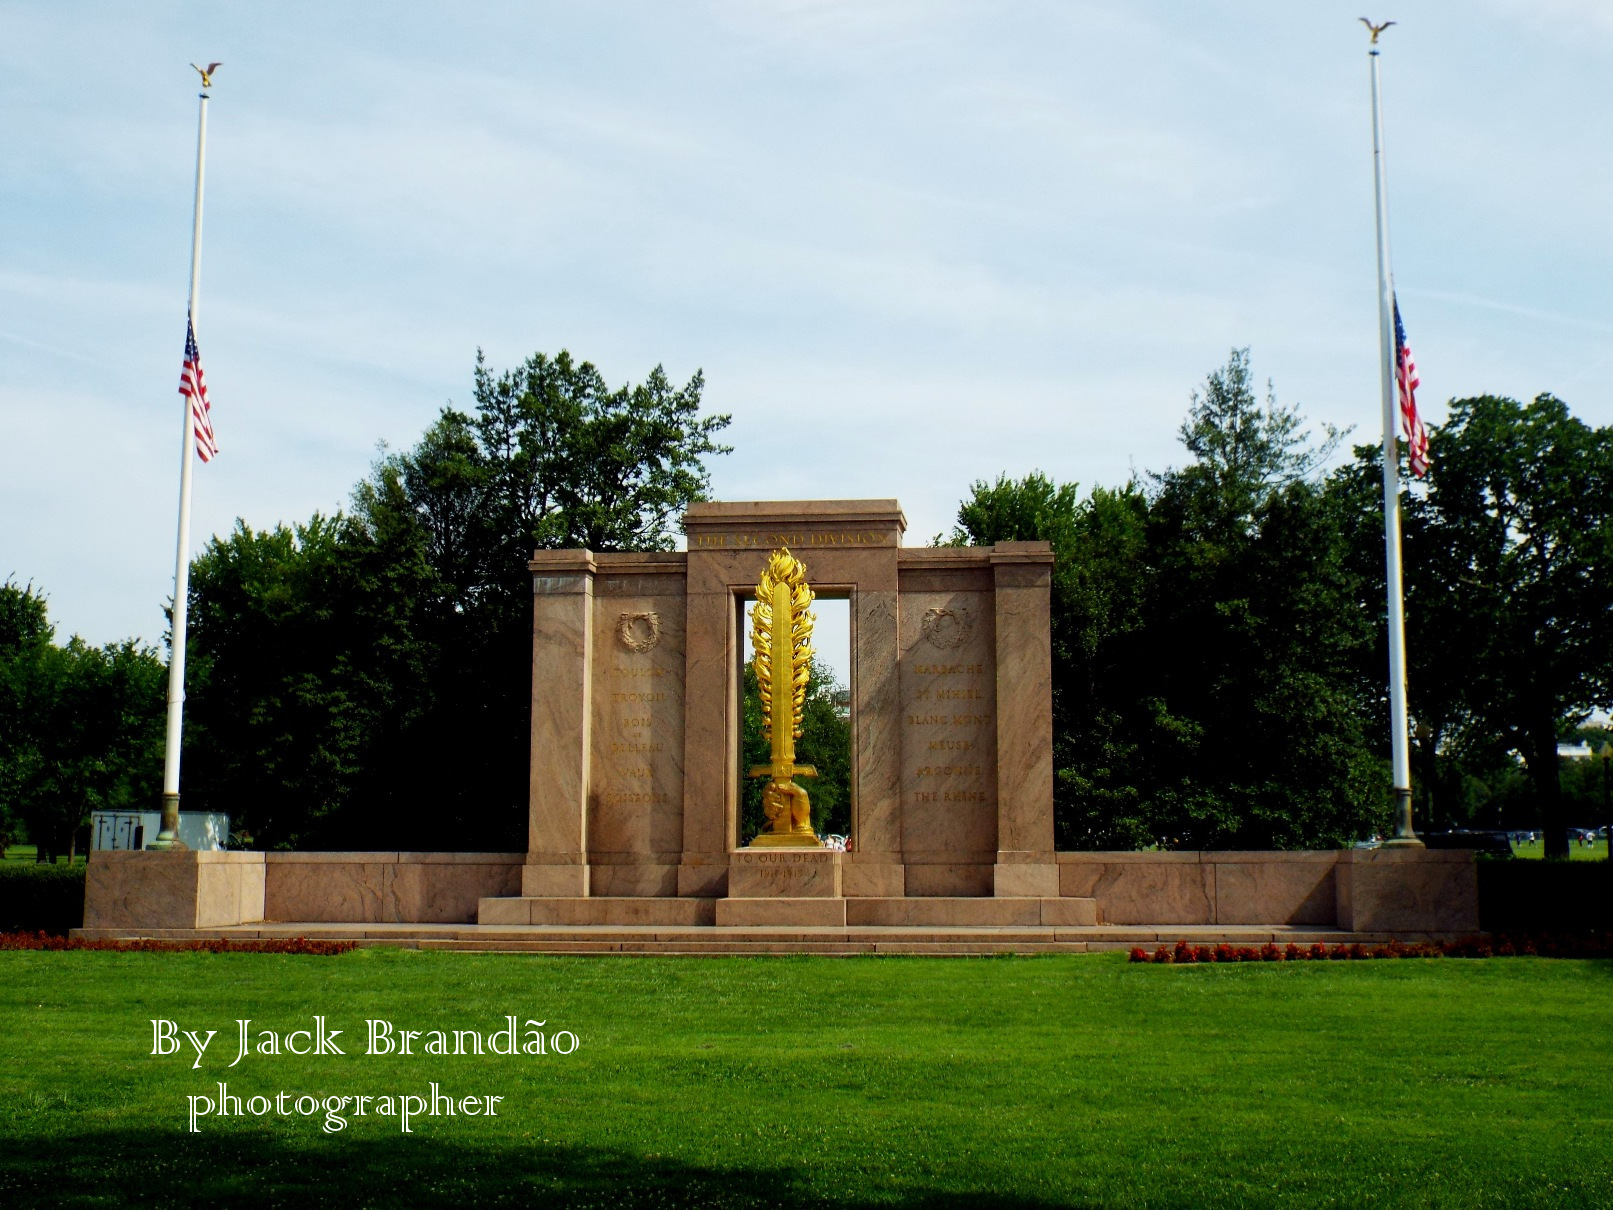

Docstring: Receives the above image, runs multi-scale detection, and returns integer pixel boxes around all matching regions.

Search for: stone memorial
[80,496,1480,948]
[482,498,1088,928]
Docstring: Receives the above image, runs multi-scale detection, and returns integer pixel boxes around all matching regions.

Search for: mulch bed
[1131,934,1613,963]
[0,931,356,954]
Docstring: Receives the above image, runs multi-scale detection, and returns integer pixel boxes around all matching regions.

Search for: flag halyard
[179,317,218,462]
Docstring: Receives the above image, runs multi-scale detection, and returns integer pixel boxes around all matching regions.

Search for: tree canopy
[1380,394,1613,857]
[0,581,165,859]
[949,356,1613,852]
[18,339,1603,861]
[948,350,1381,849]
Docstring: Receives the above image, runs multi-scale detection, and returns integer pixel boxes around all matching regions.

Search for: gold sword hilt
[747,763,817,780]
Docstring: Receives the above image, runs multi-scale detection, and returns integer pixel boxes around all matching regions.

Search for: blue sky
[3,1,1611,669]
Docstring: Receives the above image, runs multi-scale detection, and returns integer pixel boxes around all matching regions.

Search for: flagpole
[1367,26,1420,846]
[150,68,214,850]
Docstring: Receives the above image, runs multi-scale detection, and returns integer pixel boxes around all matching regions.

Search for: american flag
[179,316,218,462]
[1393,295,1428,477]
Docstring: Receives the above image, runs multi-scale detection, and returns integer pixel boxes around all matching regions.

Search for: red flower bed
[1129,933,1613,963]
[0,931,356,955]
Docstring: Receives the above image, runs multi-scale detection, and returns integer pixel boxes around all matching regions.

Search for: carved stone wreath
[616,611,661,653]
[920,607,973,651]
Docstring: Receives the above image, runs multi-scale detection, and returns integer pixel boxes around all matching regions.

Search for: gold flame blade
[747,547,820,846]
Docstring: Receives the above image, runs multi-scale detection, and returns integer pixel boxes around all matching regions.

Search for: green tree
[0,581,164,860]
[1395,395,1613,857]
[183,514,438,848]
[947,350,1384,850]
[946,472,1153,847]
[1141,472,1382,848]
[0,581,53,849]
[0,579,51,653]
[1173,348,1342,516]
[461,348,731,560]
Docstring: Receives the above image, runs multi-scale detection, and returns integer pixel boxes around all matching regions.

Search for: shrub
[0,863,87,935]
[1478,860,1613,932]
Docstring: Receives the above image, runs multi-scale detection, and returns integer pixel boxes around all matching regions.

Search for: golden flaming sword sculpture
[746,548,822,846]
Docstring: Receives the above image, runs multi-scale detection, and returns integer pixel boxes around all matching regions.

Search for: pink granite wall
[82,849,1476,934]
[264,853,523,923]
[1335,848,1479,933]
[1058,849,1478,933]
[84,850,266,930]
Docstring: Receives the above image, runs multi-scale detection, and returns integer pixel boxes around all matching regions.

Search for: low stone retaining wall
[84,852,523,930]
[82,848,1476,935]
[1060,851,1335,925]
[1058,848,1477,932]
[263,853,523,924]
[84,851,266,930]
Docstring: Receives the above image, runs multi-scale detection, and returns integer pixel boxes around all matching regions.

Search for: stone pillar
[678,549,737,896]
[523,551,596,897]
[990,541,1058,897]
[844,547,905,898]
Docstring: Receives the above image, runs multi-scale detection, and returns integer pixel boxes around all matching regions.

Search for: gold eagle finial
[191,62,222,89]
[1359,18,1395,45]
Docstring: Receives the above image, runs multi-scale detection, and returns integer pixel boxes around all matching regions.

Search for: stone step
[72,929,1425,948]
[72,922,1451,956]
[715,897,846,926]
[482,895,1099,928]
[848,897,1098,927]
[418,939,1107,955]
[713,896,1100,928]
[478,896,717,926]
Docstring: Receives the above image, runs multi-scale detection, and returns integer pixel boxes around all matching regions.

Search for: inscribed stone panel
[899,591,997,863]
[588,595,686,856]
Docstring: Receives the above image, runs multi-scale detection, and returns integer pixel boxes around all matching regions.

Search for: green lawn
[1,845,87,865]
[2,951,1611,1208]
[1512,838,1609,861]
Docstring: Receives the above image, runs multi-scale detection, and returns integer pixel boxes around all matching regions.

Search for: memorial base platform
[78,847,1481,949]
[69,920,1479,955]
